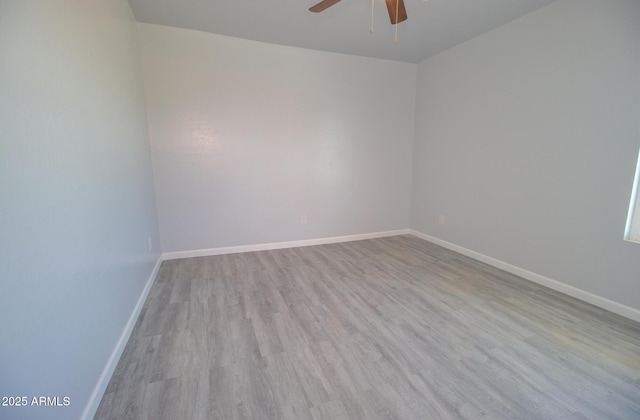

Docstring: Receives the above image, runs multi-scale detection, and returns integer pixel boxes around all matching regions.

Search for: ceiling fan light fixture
[309,0,407,25]
[309,0,407,43]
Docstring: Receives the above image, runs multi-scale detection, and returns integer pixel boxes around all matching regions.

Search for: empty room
[2,0,640,419]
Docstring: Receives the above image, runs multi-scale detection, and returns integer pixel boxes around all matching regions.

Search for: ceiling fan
[309,0,408,25]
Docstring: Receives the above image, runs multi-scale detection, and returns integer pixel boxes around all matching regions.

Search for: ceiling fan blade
[309,0,342,13]
[385,0,407,24]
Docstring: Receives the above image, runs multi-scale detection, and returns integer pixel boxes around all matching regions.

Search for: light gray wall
[0,1,160,419]
[139,24,416,253]
[411,0,640,311]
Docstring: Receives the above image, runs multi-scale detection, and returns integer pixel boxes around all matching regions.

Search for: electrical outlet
[148,236,152,251]
[439,215,445,226]
[301,215,307,225]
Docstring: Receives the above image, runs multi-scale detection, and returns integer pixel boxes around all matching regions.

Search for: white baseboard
[81,255,163,420]
[409,229,640,323]
[162,229,411,260]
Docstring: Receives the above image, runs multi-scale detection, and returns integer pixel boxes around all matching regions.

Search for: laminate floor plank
[263,352,314,420]
[96,235,640,419]
[286,345,333,406]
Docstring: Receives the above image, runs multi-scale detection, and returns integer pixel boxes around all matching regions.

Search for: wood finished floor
[95,235,640,420]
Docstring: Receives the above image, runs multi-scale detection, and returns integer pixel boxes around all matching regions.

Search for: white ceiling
[127,0,558,63]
